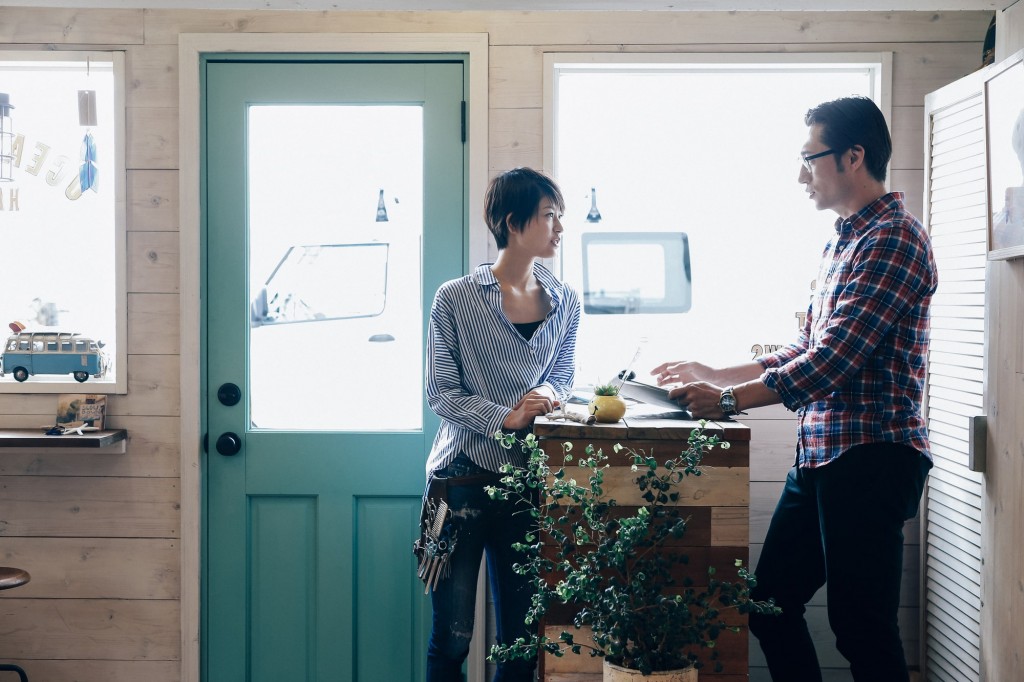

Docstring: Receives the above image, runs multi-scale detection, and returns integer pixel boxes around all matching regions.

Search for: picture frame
[984,49,1024,260]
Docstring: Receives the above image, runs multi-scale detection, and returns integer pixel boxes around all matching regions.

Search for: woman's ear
[505,212,518,232]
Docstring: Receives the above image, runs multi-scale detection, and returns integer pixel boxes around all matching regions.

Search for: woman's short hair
[484,167,565,249]
[805,96,892,183]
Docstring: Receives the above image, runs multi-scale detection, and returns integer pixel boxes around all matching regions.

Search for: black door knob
[216,432,242,456]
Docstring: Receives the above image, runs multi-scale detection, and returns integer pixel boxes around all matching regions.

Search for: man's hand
[650,361,713,386]
[503,390,559,431]
[668,381,726,419]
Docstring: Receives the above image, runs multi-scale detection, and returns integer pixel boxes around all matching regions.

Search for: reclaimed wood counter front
[532,413,751,682]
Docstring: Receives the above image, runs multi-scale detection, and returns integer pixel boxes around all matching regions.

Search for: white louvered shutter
[922,72,987,682]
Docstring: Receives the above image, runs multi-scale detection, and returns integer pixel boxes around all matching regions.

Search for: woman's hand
[650,361,713,386]
[503,389,559,431]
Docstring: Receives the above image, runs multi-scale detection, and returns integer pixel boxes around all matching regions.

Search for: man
[650,96,936,682]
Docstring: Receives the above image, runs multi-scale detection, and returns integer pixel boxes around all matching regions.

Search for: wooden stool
[0,567,30,682]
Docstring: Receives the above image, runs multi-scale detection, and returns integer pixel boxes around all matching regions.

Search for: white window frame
[0,50,127,394]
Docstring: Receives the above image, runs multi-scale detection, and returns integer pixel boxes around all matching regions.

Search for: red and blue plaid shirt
[759,192,937,468]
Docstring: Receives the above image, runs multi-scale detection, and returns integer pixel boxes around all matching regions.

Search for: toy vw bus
[1,331,108,383]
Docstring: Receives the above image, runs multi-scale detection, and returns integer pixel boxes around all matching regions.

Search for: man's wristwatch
[719,386,741,417]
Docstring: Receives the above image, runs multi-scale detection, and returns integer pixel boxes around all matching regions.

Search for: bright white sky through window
[552,60,881,384]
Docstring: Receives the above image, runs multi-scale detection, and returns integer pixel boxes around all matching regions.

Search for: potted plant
[588,380,628,423]
[486,422,780,680]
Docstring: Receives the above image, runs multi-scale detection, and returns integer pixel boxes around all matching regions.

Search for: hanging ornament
[78,89,99,193]
[79,130,99,193]
[586,187,602,223]
[375,188,389,222]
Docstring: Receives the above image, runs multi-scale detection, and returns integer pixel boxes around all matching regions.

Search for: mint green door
[203,57,466,682]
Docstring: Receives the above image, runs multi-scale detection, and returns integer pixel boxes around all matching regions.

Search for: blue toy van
[1,331,108,383]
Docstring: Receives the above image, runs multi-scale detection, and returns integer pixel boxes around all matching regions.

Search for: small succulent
[593,381,620,397]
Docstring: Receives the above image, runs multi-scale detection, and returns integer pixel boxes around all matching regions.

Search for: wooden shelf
[0,428,127,449]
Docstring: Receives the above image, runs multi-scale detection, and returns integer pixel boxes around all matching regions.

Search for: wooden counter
[532,412,751,682]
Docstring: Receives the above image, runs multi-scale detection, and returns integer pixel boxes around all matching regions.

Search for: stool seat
[0,568,30,591]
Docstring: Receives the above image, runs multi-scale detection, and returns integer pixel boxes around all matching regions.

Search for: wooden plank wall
[0,7,989,682]
[984,8,1024,682]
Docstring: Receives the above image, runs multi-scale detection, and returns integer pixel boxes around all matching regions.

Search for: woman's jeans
[425,454,537,682]
[748,443,931,682]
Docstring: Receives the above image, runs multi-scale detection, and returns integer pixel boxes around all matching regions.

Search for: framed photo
[985,49,1024,260]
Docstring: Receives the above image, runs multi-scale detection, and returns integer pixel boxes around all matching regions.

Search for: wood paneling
[128,170,180,231]
[0,8,144,44]
[129,294,181,355]
[0,537,178,599]
[126,107,178,170]
[128,231,180,294]
[489,106,543,171]
[0,598,179,660]
[126,45,179,109]
[109,354,181,417]
[0,475,179,538]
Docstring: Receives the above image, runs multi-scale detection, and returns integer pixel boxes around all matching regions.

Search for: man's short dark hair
[805,96,892,183]
[484,167,565,250]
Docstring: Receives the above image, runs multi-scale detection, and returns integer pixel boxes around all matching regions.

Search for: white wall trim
[178,31,488,682]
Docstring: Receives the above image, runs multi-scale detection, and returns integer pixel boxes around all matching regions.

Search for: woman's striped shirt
[425,262,580,474]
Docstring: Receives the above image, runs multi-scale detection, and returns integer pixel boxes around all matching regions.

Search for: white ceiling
[4,0,1014,11]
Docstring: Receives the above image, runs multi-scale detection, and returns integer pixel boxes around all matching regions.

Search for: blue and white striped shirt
[425,262,580,474]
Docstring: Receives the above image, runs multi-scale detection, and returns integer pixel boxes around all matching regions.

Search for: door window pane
[247,105,424,431]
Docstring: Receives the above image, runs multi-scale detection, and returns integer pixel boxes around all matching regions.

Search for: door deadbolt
[218,383,242,406]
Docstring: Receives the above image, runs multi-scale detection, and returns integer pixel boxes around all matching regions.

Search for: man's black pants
[749,443,931,682]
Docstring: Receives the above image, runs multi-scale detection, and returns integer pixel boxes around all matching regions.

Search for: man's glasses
[800,148,840,172]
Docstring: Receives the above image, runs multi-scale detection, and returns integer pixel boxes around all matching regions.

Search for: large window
[547,53,887,385]
[0,51,126,393]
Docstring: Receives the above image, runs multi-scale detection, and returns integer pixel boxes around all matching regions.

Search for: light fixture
[375,188,389,222]
[0,92,14,182]
[586,186,602,223]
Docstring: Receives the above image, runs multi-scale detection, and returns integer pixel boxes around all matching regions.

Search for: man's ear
[847,145,866,171]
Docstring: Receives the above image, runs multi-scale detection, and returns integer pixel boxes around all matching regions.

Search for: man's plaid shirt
[759,192,938,468]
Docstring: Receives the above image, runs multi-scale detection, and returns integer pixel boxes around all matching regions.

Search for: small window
[61,341,72,351]
[0,51,126,392]
[581,232,691,314]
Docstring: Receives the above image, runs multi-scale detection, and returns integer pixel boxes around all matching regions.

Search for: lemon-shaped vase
[588,394,627,423]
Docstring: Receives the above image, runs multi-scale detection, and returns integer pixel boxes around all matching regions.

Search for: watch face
[720,392,737,413]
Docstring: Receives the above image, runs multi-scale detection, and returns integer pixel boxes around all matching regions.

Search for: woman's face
[510,197,564,258]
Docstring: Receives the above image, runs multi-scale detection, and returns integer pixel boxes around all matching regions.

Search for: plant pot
[604,660,697,682]
[588,394,627,423]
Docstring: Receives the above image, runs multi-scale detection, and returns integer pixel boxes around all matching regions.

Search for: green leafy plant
[592,381,621,396]
[486,422,780,675]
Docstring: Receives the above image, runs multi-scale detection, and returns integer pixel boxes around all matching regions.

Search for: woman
[422,167,580,681]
